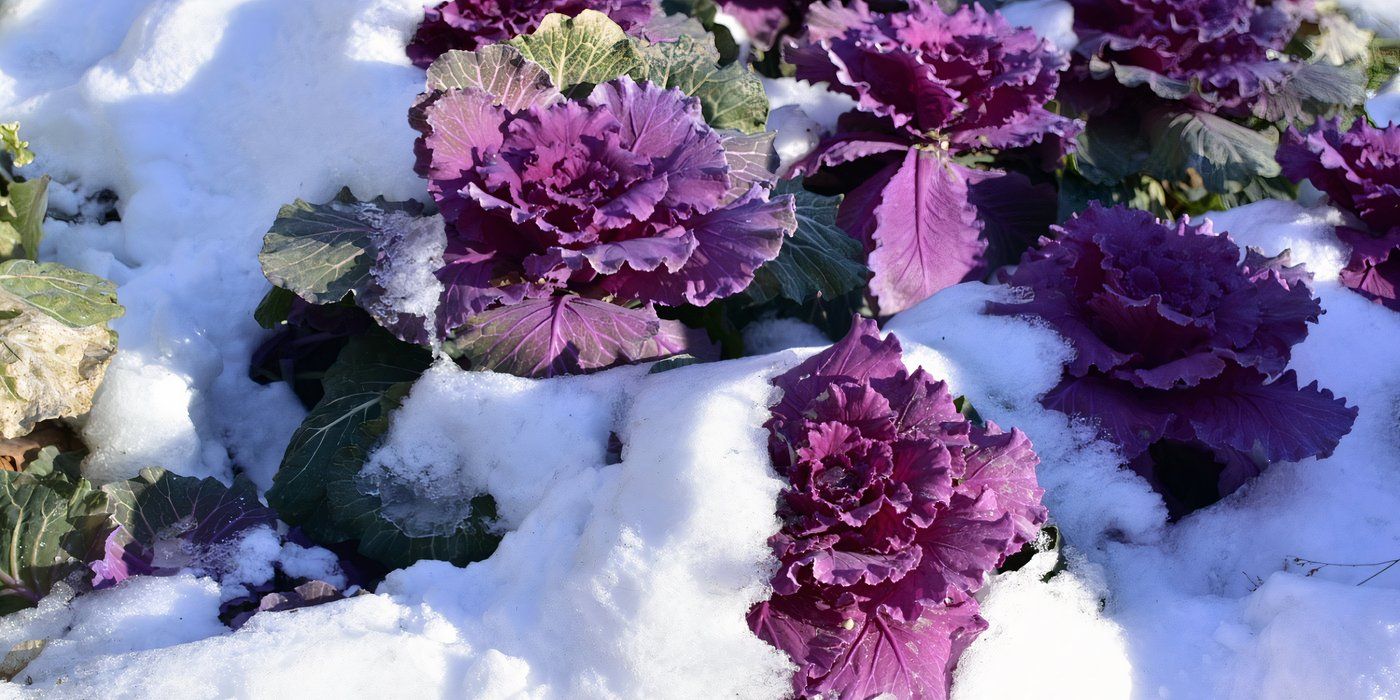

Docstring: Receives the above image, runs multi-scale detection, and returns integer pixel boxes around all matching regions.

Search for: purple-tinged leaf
[868,149,983,315]
[451,296,687,377]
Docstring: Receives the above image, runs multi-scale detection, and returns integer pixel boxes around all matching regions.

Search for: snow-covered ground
[0,0,1397,698]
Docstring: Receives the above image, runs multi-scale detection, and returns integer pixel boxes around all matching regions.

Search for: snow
[0,0,1397,697]
[999,0,1078,52]
[1370,77,1400,126]
[741,316,829,355]
[360,207,447,342]
[0,0,428,486]
[1341,0,1400,38]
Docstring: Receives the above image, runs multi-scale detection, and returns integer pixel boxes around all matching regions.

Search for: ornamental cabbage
[751,318,1047,698]
[413,47,795,376]
[1278,118,1400,310]
[789,1,1076,315]
[407,0,654,69]
[1066,0,1312,118]
[989,205,1357,516]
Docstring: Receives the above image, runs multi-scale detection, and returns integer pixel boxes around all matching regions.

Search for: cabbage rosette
[1278,118,1400,310]
[989,204,1357,516]
[788,1,1077,315]
[751,318,1047,698]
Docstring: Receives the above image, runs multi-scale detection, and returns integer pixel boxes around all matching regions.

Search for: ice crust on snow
[360,205,447,341]
[0,0,1397,698]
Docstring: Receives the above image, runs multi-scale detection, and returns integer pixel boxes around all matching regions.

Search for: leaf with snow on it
[266,331,431,537]
[258,189,425,306]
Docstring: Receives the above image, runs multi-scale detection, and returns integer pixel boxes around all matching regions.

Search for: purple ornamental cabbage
[407,0,654,69]
[91,468,279,589]
[750,318,1047,698]
[413,74,795,376]
[989,205,1357,516]
[1278,118,1400,310]
[1066,0,1311,117]
[788,1,1077,315]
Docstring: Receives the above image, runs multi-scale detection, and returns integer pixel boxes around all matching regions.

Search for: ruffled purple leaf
[412,74,798,348]
[753,319,1046,697]
[449,296,692,378]
[1177,366,1358,464]
[1067,0,1317,117]
[1278,119,1400,309]
[990,203,1356,514]
[789,2,1074,149]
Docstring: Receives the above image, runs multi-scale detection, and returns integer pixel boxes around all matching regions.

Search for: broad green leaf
[509,11,642,98]
[425,45,561,111]
[103,467,274,548]
[253,286,297,330]
[0,176,50,261]
[1144,110,1280,193]
[0,124,32,171]
[638,36,768,133]
[320,387,501,570]
[0,259,122,328]
[1092,58,1191,101]
[266,331,431,538]
[1254,62,1366,121]
[0,468,108,616]
[742,181,867,305]
[1074,118,1148,186]
[259,189,424,306]
[1367,38,1400,92]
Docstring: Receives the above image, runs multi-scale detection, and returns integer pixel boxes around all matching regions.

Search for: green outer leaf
[647,354,701,374]
[1144,110,1280,194]
[1367,39,1400,92]
[638,36,768,133]
[259,189,423,306]
[254,286,297,330]
[0,176,49,262]
[425,45,562,111]
[508,10,642,98]
[1254,62,1366,121]
[12,177,48,262]
[742,180,867,306]
[102,467,271,547]
[266,331,431,538]
[0,259,123,328]
[1074,118,1148,186]
[0,124,33,171]
[321,391,501,570]
[0,468,108,616]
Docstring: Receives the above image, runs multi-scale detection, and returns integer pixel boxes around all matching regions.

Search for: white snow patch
[1341,0,1400,38]
[999,0,1078,52]
[0,0,428,485]
[742,317,829,355]
[1370,77,1400,126]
